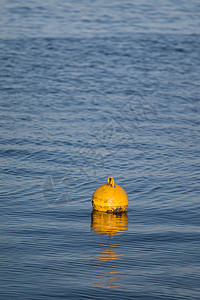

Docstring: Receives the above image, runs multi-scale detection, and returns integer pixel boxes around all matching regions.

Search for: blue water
[0,1,200,299]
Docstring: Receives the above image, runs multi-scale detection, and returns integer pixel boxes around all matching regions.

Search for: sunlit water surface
[0,0,200,299]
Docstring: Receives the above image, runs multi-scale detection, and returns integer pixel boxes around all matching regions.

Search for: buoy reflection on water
[91,210,128,237]
[91,210,129,289]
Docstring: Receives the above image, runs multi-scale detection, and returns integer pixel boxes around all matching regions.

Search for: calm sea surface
[0,1,200,299]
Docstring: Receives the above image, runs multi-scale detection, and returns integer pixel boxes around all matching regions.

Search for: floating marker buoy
[91,176,129,213]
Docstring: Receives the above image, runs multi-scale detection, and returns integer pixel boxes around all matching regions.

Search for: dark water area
[0,1,200,299]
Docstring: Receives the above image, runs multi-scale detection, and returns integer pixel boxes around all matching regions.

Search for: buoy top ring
[107,176,115,187]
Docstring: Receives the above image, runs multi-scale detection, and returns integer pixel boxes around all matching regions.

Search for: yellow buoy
[91,176,128,213]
